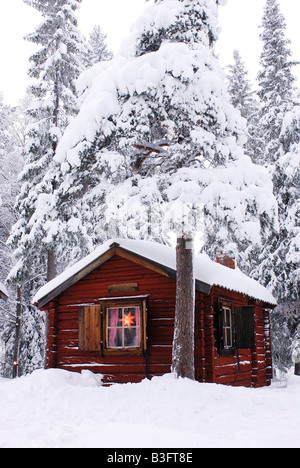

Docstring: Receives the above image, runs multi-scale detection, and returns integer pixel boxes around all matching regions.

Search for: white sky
[0,0,299,104]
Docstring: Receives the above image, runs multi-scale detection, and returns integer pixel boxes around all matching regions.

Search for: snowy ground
[0,368,299,448]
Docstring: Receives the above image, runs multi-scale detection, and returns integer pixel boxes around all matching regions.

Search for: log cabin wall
[263,308,273,382]
[43,253,272,387]
[46,301,59,369]
[44,254,177,384]
[207,286,272,387]
[251,301,273,387]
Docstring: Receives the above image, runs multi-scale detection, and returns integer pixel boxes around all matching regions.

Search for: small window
[215,300,256,355]
[222,306,233,349]
[215,299,235,355]
[107,306,141,349]
[104,299,146,354]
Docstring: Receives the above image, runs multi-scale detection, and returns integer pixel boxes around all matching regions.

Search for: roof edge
[35,243,211,308]
[0,283,8,301]
[0,291,8,301]
[35,245,117,308]
[33,239,276,309]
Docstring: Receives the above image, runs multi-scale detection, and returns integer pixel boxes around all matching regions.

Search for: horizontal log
[216,373,253,386]
[102,374,150,384]
[58,361,171,375]
[215,363,252,377]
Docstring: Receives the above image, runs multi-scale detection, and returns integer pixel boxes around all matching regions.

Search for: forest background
[0,0,299,379]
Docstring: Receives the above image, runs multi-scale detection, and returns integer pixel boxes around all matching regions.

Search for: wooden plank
[108,282,139,293]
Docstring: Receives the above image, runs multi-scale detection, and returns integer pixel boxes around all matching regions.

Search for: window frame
[101,297,147,356]
[215,299,256,356]
[216,299,235,356]
[222,305,233,350]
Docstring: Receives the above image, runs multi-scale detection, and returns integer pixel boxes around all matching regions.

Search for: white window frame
[222,306,233,349]
[106,305,141,349]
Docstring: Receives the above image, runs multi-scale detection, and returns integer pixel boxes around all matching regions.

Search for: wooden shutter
[234,305,255,349]
[78,305,102,352]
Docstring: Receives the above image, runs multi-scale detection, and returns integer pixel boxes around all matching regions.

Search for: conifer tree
[257,0,297,167]
[9,0,86,284]
[0,94,31,378]
[55,0,277,379]
[84,25,113,68]
[226,50,263,163]
[256,0,299,303]
[7,0,86,376]
[255,0,300,374]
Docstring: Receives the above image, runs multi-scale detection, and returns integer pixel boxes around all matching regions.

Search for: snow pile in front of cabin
[0,369,299,448]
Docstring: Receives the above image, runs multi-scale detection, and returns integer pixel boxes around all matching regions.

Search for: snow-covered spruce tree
[226,49,263,164]
[276,108,300,305]
[258,107,300,375]
[83,25,113,69]
[54,0,277,379]
[7,0,87,376]
[9,0,87,284]
[255,0,300,374]
[0,95,28,378]
[257,0,297,167]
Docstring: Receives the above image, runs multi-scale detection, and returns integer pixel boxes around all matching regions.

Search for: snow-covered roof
[0,282,8,300]
[33,238,277,307]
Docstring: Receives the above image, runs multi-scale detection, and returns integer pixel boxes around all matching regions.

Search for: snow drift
[0,368,299,448]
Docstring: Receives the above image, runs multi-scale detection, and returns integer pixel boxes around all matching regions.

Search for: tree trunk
[12,286,22,378]
[295,362,300,376]
[172,235,195,380]
[47,249,57,282]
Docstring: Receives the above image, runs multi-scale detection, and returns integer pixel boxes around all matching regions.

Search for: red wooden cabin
[33,239,276,387]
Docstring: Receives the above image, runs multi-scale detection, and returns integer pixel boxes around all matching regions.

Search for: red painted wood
[44,253,272,387]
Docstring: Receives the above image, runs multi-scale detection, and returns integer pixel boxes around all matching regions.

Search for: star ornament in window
[121,311,136,328]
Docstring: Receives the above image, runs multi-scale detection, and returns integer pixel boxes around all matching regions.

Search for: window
[107,306,141,349]
[215,299,256,355]
[222,306,233,349]
[78,297,147,355]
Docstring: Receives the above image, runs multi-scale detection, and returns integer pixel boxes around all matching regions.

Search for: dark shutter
[234,305,255,349]
[78,305,102,352]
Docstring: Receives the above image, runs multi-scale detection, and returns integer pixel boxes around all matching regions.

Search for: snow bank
[0,369,299,448]
[32,238,276,306]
